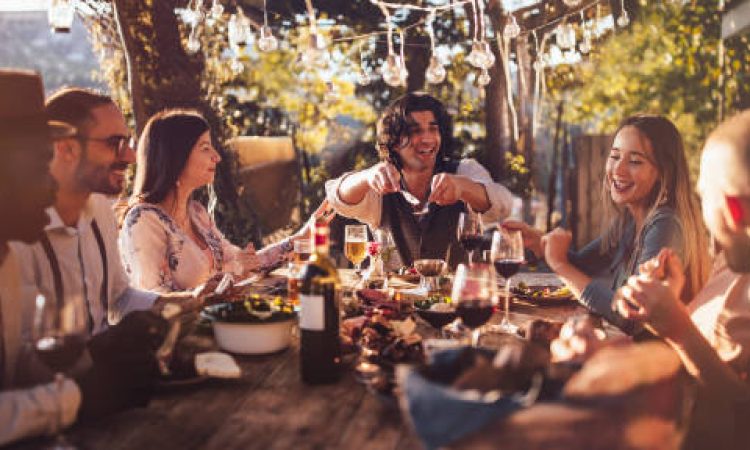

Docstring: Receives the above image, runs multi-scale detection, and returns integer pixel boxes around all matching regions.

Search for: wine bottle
[299,219,341,384]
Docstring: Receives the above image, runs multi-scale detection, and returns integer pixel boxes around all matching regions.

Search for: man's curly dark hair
[375,92,456,168]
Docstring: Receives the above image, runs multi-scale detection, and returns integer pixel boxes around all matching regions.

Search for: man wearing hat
[10,86,199,336]
[0,70,171,446]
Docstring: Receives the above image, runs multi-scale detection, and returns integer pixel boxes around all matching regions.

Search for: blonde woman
[507,114,710,334]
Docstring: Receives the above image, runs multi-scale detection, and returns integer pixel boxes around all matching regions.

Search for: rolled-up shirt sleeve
[324,173,382,229]
[0,378,81,446]
[456,159,513,224]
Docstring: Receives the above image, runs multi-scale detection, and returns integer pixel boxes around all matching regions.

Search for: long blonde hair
[600,114,710,301]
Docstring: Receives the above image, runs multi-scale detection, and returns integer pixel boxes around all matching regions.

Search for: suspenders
[39,219,109,331]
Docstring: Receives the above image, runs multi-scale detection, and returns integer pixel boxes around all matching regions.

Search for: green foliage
[548,0,750,180]
[502,152,533,198]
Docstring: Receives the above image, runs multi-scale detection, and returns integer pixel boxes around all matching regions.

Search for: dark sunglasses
[77,134,134,157]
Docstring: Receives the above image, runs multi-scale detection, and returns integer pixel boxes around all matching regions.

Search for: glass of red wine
[490,229,525,334]
[457,207,484,265]
[32,293,88,450]
[451,263,496,347]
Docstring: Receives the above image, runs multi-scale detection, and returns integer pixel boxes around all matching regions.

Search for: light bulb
[579,38,591,54]
[228,14,247,47]
[476,41,496,69]
[557,24,576,50]
[48,0,75,33]
[562,0,583,7]
[425,56,446,84]
[503,15,521,40]
[301,32,328,67]
[357,69,371,86]
[186,28,201,54]
[230,58,245,75]
[617,11,630,27]
[477,69,491,86]
[210,1,224,19]
[257,26,278,52]
[381,54,404,87]
[466,41,483,68]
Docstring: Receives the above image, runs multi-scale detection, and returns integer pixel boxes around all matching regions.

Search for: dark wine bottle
[299,219,341,384]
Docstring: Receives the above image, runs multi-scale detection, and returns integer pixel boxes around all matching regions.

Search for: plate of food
[512,282,575,305]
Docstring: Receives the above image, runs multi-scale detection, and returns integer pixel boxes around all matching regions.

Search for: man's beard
[76,160,128,196]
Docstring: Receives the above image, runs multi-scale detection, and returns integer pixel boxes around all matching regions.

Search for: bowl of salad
[203,296,297,355]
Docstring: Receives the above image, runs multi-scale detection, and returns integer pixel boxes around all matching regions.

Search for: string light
[616,0,630,28]
[357,41,372,86]
[424,12,446,84]
[48,0,75,33]
[258,0,278,52]
[503,13,521,40]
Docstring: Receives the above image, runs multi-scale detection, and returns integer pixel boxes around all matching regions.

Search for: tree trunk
[405,34,429,92]
[484,1,511,181]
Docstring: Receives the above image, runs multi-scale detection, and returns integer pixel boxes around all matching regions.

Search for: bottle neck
[312,225,329,257]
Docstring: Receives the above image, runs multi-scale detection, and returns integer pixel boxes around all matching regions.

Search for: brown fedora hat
[0,68,76,140]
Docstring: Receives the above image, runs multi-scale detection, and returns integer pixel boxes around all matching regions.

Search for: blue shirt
[570,207,684,332]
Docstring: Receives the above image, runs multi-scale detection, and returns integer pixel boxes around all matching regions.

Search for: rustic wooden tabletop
[10,271,680,450]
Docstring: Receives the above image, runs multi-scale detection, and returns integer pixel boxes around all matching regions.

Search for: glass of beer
[344,224,368,274]
[293,239,312,264]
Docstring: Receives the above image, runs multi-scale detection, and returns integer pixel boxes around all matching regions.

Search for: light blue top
[570,206,684,333]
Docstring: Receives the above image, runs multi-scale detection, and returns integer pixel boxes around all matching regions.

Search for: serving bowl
[204,298,297,355]
[212,319,295,355]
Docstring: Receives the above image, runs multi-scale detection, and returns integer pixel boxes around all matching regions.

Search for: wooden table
[10,271,644,450]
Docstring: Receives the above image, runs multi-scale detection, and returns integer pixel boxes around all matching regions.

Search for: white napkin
[195,352,242,379]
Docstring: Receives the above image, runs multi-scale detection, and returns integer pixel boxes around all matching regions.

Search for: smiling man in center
[325,92,513,268]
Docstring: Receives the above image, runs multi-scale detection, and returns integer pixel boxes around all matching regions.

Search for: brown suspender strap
[90,220,108,320]
[39,234,63,306]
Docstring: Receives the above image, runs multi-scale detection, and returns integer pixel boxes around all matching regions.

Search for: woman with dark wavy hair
[119,109,306,292]
[506,114,710,334]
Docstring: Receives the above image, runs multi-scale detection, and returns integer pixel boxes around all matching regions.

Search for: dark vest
[380,160,467,269]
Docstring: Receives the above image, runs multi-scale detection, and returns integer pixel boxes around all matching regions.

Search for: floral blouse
[119,201,292,292]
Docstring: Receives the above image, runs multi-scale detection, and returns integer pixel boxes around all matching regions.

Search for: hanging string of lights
[48,0,633,121]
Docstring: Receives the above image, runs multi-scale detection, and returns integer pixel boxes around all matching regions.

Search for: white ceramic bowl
[212,318,295,355]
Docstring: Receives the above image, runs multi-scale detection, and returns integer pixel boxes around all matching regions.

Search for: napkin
[397,347,532,450]
[195,352,242,379]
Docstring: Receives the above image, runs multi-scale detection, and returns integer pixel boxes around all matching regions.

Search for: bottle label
[299,294,325,331]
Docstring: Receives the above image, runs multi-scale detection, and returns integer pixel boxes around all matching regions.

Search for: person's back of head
[699,110,750,272]
[0,70,74,246]
[376,92,455,165]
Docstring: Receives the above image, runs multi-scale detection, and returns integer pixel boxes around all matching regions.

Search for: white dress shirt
[9,194,158,335]
[325,158,514,230]
[0,249,80,446]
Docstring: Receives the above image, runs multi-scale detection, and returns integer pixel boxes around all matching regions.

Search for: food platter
[511,284,575,305]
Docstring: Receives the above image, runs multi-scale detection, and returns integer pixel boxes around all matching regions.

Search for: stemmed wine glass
[344,224,368,276]
[451,263,496,347]
[32,293,88,450]
[490,229,525,334]
[457,207,484,265]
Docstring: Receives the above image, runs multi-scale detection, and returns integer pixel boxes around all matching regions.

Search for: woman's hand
[615,249,689,339]
[550,315,609,364]
[502,220,544,257]
[236,243,261,275]
[541,227,573,271]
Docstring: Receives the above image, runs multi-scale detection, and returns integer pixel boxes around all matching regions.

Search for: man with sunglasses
[10,88,196,335]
